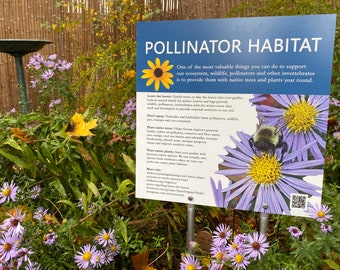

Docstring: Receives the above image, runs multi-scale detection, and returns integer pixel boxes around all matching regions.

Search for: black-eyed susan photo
[141,58,174,91]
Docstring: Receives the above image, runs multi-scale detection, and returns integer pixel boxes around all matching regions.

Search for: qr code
[290,194,308,210]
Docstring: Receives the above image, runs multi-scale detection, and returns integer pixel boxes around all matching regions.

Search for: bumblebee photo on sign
[212,94,328,216]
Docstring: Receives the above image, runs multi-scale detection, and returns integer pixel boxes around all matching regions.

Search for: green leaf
[51,177,67,197]
[117,179,134,195]
[3,138,23,151]
[81,192,88,215]
[71,161,83,177]
[172,202,186,219]
[39,141,54,164]
[85,178,100,197]
[0,149,29,169]
[321,260,340,270]
[73,142,110,184]
[21,144,37,176]
[122,153,135,175]
[57,199,76,211]
[164,211,179,234]
[117,217,128,243]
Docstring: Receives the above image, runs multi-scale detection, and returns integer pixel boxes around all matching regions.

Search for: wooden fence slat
[0,0,337,112]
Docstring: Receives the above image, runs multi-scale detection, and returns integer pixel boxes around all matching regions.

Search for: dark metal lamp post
[0,39,52,114]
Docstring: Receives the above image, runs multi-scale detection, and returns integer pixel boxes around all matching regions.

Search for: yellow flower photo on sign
[67,112,98,137]
[141,58,174,91]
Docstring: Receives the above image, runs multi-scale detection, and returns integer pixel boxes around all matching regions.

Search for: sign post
[187,203,195,253]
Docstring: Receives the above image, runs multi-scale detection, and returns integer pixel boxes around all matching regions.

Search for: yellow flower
[67,113,98,137]
[141,58,174,91]
[124,70,136,79]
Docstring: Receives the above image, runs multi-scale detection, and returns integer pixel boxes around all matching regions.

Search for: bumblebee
[249,124,287,159]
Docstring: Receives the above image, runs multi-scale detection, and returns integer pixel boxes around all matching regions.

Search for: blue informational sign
[136,15,336,217]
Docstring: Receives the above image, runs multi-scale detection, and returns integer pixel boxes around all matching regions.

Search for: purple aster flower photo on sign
[210,94,327,216]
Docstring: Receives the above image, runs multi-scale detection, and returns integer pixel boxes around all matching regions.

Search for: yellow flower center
[216,251,224,261]
[110,245,116,252]
[283,100,318,133]
[235,254,244,263]
[317,211,325,218]
[232,242,238,249]
[187,265,195,270]
[248,154,281,185]
[102,233,110,241]
[3,243,11,251]
[2,187,11,197]
[82,251,92,261]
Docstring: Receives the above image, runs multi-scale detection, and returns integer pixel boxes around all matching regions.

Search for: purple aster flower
[288,226,303,239]
[210,243,229,263]
[244,231,269,260]
[57,59,72,71]
[106,238,121,257]
[77,198,93,214]
[41,69,54,80]
[308,204,332,222]
[74,244,99,269]
[102,249,115,265]
[251,94,329,161]
[24,261,42,270]
[33,207,48,220]
[208,261,225,270]
[15,247,34,268]
[93,249,106,267]
[27,53,44,69]
[95,228,115,247]
[180,254,202,270]
[226,240,244,254]
[30,185,41,199]
[43,59,56,69]
[0,262,14,269]
[120,97,136,117]
[44,231,58,245]
[10,107,16,113]
[0,181,19,203]
[49,99,62,108]
[321,223,332,234]
[0,208,26,236]
[212,223,232,247]
[330,97,340,106]
[130,120,136,130]
[0,234,19,262]
[234,233,248,245]
[333,132,340,140]
[229,249,250,270]
[212,131,323,215]
[54,98,61,105]
[30,79,40,88]
[48,54,57,60]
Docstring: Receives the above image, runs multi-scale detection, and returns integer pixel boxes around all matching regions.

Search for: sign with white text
[136,15,336,217]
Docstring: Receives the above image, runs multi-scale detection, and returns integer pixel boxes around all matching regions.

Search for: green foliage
[0,100,139,268]
[71,40,136,118]
[227,0,336,17]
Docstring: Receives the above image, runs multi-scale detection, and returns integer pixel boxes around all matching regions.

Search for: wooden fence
[0,0,338,112]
